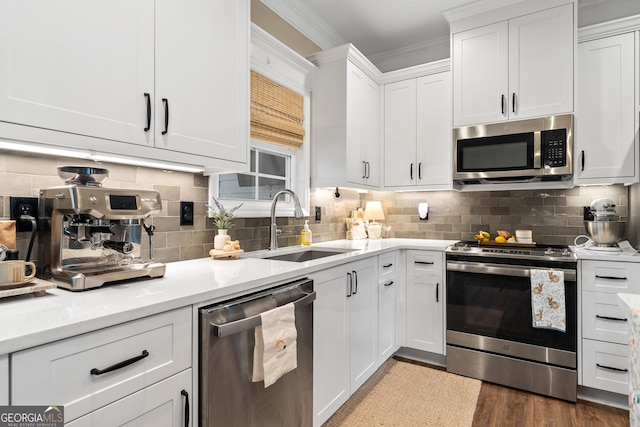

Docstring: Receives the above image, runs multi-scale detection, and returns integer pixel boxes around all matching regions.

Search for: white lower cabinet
[0,354,7,405]
[66,369,192,427]
[581,260,640,395]
[406,250,444,354]
[11,307,192,424]
[313,257,378,427]
[378,252,397,364]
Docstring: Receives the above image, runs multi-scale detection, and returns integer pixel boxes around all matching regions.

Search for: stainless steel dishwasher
[199,278,315,427]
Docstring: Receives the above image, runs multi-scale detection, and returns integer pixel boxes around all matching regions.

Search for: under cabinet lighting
[90,154,205,173]
[0,141,91,159]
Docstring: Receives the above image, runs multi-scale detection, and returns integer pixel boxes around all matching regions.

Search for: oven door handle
[447,261,576,281]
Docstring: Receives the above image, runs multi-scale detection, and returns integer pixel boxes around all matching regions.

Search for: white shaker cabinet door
[508,3,574,120]
[0,0,154,145]
[576,32,636,184]
[0,354,7,405]
[155,0,249,163]
[416,72,452,188]
[384,79,417,187]
[452,21,509,127]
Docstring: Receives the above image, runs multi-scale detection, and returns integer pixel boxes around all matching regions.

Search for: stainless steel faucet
[270,189,304,250]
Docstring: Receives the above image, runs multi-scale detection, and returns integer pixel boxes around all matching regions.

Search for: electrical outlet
[10,196,38,232]
[180,201,194,226]
[315,206,321,221]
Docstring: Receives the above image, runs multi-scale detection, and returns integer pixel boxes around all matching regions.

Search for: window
[218,146,291,201]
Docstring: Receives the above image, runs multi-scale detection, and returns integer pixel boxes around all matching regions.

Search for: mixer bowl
[584,220,626,246]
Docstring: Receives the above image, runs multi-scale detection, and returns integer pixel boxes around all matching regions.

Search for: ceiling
[261,0,640,72]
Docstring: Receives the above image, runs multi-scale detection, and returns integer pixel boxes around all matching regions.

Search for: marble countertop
[571,245,640,262]
[0,238,456,354]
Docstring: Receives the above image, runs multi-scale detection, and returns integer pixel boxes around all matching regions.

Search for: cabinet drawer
[408,250,442,275]
[12,307,191,422]
[582,291,629,344]
[0,354,7,405]
[66,369,192,427]
[582,339,628,395]
[379,252,396,280]
[582,260,640,293]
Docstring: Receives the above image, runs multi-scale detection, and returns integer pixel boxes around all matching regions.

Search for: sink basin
[261,249,352,263]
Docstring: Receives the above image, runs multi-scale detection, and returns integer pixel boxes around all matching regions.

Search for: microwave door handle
[533,131,542,169]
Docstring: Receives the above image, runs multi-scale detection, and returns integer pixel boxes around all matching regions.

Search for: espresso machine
[38,166,166,291]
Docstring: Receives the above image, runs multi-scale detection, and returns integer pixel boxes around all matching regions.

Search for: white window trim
[208,139,310,218]
[208,24,315,219]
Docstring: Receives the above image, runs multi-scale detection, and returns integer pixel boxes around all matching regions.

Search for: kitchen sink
[261,248,353,262]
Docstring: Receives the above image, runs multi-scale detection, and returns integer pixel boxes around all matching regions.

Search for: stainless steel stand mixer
[37,166,165,290]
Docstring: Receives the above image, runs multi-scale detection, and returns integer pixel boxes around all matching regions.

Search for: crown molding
[443,0,525,23]
[369,35,450,73]
[307,44,383,82]
[578,11,640,41]
[259,0,345,50]
[380,58,451,84]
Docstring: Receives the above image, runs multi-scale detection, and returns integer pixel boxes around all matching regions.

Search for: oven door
[446,261,577,354]
[454,131,540,180]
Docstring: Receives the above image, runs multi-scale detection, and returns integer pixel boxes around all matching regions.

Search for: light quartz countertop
[571,246,640,262]
[0,238,456,354]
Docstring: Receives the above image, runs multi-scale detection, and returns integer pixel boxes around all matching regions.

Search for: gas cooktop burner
[446,241,576,262]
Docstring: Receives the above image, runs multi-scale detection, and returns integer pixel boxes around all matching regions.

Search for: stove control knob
[450,245,458,251]
[462,244,470,251]
[544,248,555,256]
[562,248,571,257]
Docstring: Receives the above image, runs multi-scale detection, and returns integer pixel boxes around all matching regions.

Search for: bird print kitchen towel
[531,269,566,332]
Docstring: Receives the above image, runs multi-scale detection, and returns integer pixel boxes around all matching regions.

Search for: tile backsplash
[1,151,629,266]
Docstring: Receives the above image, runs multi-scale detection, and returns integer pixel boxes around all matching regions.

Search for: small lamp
[364,201,385,239]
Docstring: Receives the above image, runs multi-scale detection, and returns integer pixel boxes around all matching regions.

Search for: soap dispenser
[301,220,312,246]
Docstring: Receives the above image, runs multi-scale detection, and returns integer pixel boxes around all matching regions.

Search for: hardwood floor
[395,357,629,426]
[473,382,628,427]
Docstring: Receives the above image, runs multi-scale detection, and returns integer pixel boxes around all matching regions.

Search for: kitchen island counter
[0,238,456,354]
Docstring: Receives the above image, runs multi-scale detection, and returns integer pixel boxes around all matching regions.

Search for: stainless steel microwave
[453,114,573,185]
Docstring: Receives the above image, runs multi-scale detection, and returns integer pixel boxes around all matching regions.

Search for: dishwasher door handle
[210,291,316,337]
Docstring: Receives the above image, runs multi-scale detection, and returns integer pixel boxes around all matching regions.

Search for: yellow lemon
[495,236,507,243]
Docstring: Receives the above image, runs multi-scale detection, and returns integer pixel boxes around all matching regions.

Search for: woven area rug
[323,358,482,427]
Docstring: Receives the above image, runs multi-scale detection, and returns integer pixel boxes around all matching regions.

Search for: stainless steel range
[445,241,578,401]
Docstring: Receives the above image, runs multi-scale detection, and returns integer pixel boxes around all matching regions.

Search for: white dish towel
[531,269,566,332]
[252,302,297,387]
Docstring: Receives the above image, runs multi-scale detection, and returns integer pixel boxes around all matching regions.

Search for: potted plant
[207,196,243,250]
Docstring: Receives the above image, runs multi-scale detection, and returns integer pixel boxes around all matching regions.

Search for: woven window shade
[251,71,305,149]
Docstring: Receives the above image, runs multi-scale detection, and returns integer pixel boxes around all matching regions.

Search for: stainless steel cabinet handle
[596,315,627,322]
[352,270,358,295]
[162,98,169,135]
[90,350,149,376]
[597,363,628,373]
[595,275,627,280]
[181,390,190,427]
[384,281,394,287]
[347,272,352,297]
[144,93,151,132]
[210,291,316,337]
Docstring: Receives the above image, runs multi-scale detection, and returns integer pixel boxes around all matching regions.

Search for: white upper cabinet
[0,0,153,145]
[452,3,574,126]
[154,0,248,163]
[0,0,249,169]
[309,45,381,190]
[383,70,451,189]
[345,62,381,187]
[575,32,637,185]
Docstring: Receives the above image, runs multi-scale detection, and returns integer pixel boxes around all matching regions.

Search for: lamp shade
[363,201,385,221]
